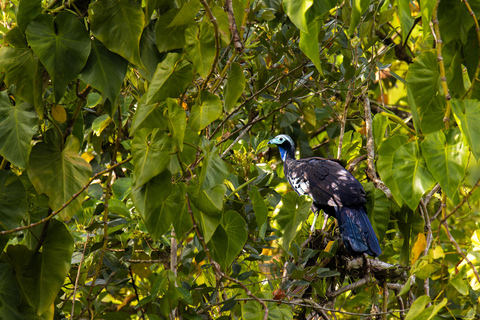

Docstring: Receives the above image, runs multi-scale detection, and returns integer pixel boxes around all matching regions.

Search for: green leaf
[425,298,448,320]
[208,211,248,270]
[16,0,42,32]
[188,182,226,216]
[282,0,313,32]
[451,99,480,160]
[349,0,370,36]
[130,99,168,136]
[0,30,45,110]
[392,141,436,210]
[7,220,74,316]
[132,128,172,187]
[112,178,132,201]
[406,50,445,134]
[397,0,414,43]
[132,171,173,240]
[0,170,27,231]
[421,129,468,202]
[168,0,200,27]
[420,0,435,39]
[89,0,145,68]
[189,91,223,131]
[299,16,323,75]
[191,200,221,243]
[79,39,128,104]
[0,93,37,168]
[26,12,91,102]
[28,136,92,219]
[405,295,431,320]
[224,62,246,112]
[166,99,187,152]
[450,268,469,295]
[146,53,193,104]
[139,20,164,82]
[170,183,193,240]
[364,182,390,241]
[275,192,312,251]
[185,23,216,78]
[248,186,268,229]
[0,264,22,319]
[198,144,229,191]
[438,0,474,44]
[155,9,187,53]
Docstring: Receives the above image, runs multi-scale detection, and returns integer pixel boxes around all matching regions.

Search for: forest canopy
[0,0,480,319]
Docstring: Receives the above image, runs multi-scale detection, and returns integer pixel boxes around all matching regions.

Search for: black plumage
[269,134,381,257]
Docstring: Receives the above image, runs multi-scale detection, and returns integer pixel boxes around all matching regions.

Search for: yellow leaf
[472,229,480,249]
[324,240,336,252]
[411,233,427,264]
[52,105,67,123]
[81,152,94,163]
[432,246,445,260]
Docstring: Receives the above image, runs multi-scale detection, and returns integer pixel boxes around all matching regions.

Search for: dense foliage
[1,0,480,319]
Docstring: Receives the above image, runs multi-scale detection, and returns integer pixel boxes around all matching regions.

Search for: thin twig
[71,234,90,320]
[337,81,355,159]
[224,0,244,52]
[129,267,146,319]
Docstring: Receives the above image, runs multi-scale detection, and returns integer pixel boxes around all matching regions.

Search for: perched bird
[268,134,381,257]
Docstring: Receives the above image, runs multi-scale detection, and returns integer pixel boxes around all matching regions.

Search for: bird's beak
[268,138,278,145]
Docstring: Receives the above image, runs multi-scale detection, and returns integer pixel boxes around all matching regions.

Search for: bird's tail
[336,206,381,257]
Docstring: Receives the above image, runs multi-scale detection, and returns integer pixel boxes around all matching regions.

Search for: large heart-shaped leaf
[26,12,91,102]
[187,181,226,216]
[451,99,480,160]
[224,62,246,112]
[170,183,192,241]
[377,135,408,206]
[28,136,92,219]
[0,170,28,231]
[189,91,223,131]
[208,211,248,270]
[185,23,215,78]
[392,141,436,210]
[0,92,37,168]
[406,50,445,134]
[168,0,200,27]
[79,39,128,104]
[16,0,42,31]
[190,200,221,243]
[146,53,193,104]
[89,0,145,68]
[275,192,312,251]
[0,28,44,110]
[132,128,172,187]
[421,129,468,202]
[131,171,174,240]
[6,220,73,316]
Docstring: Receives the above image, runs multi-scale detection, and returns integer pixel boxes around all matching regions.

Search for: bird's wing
[285,157,366,207]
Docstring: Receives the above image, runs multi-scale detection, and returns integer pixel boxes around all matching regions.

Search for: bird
[268,134,381,257]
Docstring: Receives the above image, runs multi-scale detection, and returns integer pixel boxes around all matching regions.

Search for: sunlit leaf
[26,12,91,102]
[421,129,468,202]
[451,99,480,160]
[299,16,322,75]
[397,0,414,43]
[249,186,268,229]
[392,141,436,210]
[0,92,37,168]
[28,136,92,219]
[410,233,426,265]
[168,0,200,27]
[405,295,431,320]
[166,99,187,152]
[282,0,313,32]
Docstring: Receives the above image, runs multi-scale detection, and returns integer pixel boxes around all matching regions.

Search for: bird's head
[268,134,295,161]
